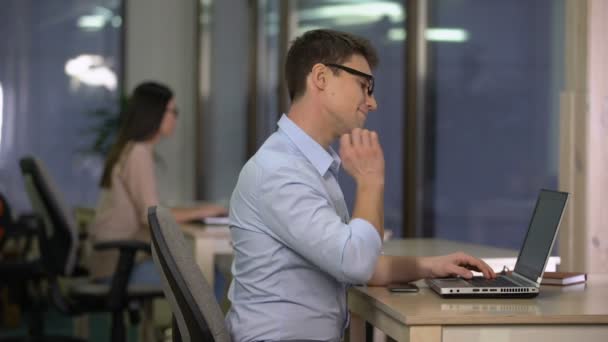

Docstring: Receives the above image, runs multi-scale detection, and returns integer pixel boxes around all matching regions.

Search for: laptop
[426,189,569,298]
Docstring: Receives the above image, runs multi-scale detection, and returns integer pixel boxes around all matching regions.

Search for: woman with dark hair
[88,81,226,285]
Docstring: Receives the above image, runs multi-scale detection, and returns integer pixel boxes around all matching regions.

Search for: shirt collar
[277,114,341,176]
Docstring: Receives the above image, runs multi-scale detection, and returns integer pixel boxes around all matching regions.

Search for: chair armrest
[0,213,41,259]
[3,213,39,238]
[94,240,152,310]
[94,240,151,254]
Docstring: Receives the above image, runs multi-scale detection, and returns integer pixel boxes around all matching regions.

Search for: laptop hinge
[511,272,539,287]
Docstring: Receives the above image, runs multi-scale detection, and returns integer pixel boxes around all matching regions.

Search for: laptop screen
[514,190,568,282]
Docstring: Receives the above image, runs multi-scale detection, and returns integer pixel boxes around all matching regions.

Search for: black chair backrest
[148,206,230,342]
[0,192,13,225]
[19,157,78,276]
[0,192,14,251]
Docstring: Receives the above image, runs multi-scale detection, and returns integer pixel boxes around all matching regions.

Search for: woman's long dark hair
[100,82,173,188]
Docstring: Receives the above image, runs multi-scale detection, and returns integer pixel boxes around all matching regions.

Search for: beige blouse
[88,142,159,279]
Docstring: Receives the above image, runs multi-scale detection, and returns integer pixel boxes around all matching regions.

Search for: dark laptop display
[426,189,569,298]
[514,190,569,283]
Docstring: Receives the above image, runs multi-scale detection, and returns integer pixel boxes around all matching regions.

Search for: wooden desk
[181,223,232,286]
[350,239,605,342]
[349,275,608,342]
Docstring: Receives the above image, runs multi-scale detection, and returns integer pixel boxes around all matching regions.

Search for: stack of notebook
[541,272,587,286]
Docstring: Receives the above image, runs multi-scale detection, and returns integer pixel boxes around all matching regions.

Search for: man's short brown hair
[285,29,378,101]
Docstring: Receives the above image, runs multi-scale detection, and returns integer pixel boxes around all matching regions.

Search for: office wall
[124,0,197,204]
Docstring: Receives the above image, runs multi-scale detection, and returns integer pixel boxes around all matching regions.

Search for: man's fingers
[343,129,382,153]
[469,256,495,278]
[447,264,473,279]
[458,254,496,279]
[370,131,379,147]
[369,131,383,157]
[361,129,371,148]
[340,133,352,149]
[351,128,363,147]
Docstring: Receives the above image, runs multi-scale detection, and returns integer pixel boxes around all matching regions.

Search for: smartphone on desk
[387,283,419,293]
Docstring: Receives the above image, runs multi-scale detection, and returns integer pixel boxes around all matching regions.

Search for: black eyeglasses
[324,63,375,96]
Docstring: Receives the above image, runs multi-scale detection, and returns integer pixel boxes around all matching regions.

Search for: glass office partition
[0,0,123,212]
[250,0,282,148]
[426,0,564,248]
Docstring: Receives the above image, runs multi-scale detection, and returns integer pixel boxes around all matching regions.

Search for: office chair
[0,192,38,267]
[0,192,63,342]
[148,206,230,342]
[19,156,164,342]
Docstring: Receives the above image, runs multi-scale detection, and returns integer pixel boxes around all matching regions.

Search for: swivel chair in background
[19,156,164,342]
[0,191,62,341]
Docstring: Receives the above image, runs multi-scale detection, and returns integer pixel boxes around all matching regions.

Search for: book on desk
[541,272,587,286]
[502,270,587,286]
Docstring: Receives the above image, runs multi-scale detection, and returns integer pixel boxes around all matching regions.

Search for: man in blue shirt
[225,29,495,342]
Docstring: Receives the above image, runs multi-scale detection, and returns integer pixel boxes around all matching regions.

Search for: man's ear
[309,63,327,92]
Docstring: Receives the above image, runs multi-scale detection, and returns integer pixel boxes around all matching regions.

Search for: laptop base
[434,292,539,299]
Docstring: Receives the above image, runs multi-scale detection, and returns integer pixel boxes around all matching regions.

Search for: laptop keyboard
[468,276,519,287]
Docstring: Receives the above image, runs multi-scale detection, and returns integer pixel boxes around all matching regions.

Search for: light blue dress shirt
[225,115,382,342]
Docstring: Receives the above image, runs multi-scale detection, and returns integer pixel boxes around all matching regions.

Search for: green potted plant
[84,94,128,157]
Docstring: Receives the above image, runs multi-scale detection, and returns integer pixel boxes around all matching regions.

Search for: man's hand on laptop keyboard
[420,252,497,280]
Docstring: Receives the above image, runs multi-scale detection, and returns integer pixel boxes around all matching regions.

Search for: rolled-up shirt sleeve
[257,164,382,284]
